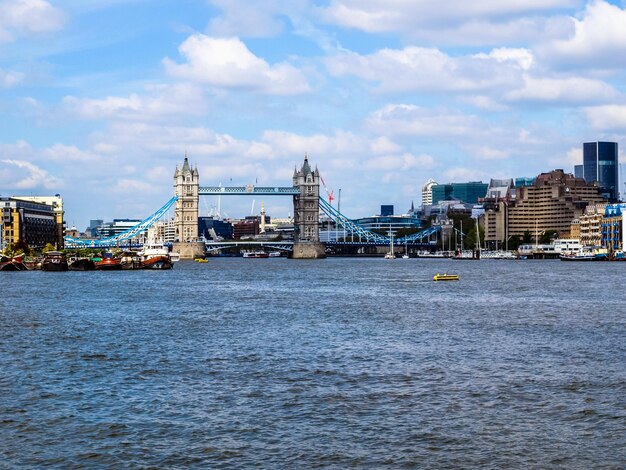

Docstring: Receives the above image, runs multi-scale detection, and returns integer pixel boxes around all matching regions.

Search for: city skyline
[1,0,626,228]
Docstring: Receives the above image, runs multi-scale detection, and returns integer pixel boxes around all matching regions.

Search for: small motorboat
[433,273,460,281]
[194,258,208,263]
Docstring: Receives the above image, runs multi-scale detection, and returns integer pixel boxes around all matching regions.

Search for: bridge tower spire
[174,155,199,242]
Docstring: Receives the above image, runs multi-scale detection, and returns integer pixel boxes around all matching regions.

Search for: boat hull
[433,274,460,281]
[0,261,28,271]
[69,259,96,271]
[141,256,172,270]
[94,260,123,270]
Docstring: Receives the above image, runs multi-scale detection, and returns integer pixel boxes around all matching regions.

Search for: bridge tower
[292,154,326,258]
[173,155,199,242]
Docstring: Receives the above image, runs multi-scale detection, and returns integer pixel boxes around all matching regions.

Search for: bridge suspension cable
[318,196,441,244]
[64,196,178,248]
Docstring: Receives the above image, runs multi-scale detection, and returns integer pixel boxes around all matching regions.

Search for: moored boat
[41,251,68,272]
[0,254,29,271]
[68,257,96,271]
[94,252,123,270]
[138,242,173,269]
[242,251,269,258]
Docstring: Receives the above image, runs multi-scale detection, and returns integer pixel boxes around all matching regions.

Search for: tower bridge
[65,154,441,255]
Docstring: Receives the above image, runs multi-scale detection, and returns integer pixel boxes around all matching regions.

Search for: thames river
[1,258,624,468]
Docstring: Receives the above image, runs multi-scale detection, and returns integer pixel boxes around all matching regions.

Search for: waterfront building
[581,141,619,201]
[174,156,199,242]
[421,179,437,207]
[12,195,65,248]
[353,214,422,232]
[570,218,581,241]
[601,204,626,251]
[483,169,605,244]
[576,204,606,247]
[431,182,488,205]
[1,197,58,250]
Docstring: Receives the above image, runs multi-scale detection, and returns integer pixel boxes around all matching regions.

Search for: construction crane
[320,174,335,205]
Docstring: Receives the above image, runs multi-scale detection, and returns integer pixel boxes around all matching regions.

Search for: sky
[1,0,626,229]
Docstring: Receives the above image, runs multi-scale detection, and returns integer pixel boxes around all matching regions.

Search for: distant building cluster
[420,141,621,251]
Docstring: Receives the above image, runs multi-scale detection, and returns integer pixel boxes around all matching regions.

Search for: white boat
[242,250,269,258]
[138,241,174,269]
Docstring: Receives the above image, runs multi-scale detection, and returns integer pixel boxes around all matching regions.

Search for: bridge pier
[290,241,326,259]
[172,241,205,260]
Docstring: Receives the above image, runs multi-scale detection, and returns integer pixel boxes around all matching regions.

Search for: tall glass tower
[582,141,619,201]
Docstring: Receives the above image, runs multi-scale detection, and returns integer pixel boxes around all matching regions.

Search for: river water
[1,258,624,468]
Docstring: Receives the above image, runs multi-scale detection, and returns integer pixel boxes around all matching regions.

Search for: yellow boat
[433,273,459,281]
[194,258,208,263]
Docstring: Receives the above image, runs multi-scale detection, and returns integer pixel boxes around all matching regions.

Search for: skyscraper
[582,141,619,201]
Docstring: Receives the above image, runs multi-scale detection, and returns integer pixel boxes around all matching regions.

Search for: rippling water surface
[1,258,624,468]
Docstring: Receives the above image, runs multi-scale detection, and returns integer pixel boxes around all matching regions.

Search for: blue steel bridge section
[64,196,178,248]
[63,189,441,248]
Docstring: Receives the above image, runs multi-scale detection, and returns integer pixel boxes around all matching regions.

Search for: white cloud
[364,152,437,171]
[0,0,65,42]
[326,46,528,93]
[318,0,575,45]
[548,146,582,167]
[163,34,311,95]
[63,84,208,121]
[366,104,484,137]
[207,0,301,37]
[584,105,626,130]
[0,158,62,189]
[505,75,619,104]
[542,0,626,69]
[41,144,98,162]
[0,68,24,87]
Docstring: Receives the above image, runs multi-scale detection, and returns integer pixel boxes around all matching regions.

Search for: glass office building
[431,182,488,205]
[582,141,618,201]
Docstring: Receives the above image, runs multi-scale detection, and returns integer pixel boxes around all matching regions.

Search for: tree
[42,243,56,254]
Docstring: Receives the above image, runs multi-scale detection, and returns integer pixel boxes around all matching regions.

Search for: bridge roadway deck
[199,186,300,196]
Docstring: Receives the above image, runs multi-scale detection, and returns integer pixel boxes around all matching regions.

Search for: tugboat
[94,252,123,270]
[41,251,68,272]
[138,242,173,269]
